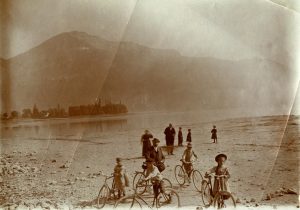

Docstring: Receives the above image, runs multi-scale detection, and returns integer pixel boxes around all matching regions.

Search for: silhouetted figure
[211,125,217,143]
[186,129,192,142]
[178,127,183,146]
[164,123,176,155]
[141,130,153,157]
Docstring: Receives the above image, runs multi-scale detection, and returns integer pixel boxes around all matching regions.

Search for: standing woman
[141,130,153,157]
[211,125,217,143]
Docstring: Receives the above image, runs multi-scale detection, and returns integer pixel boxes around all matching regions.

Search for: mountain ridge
[0,31,294,115]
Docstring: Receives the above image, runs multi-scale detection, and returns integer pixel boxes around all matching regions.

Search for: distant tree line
[1,99,128,120]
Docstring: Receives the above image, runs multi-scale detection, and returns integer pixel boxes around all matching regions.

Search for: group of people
[163,124,192,155]
[112,123,228,203]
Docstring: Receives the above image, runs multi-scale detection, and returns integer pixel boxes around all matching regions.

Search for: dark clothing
[164,127,176,155]
[146,146,165,164]
[152,180,165,197]
[141,133,153,156]
[164,127,176,145]
[211,129,217,139]
[211,128,217,143]
[178,130,183,146]
[186,132,192,142]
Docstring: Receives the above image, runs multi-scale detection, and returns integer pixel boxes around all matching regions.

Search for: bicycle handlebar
[206,174,227,178]
[99,171,113,178]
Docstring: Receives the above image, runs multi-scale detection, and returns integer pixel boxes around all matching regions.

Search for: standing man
[146,138,165,172]
[164,123,176,155]
[178,127,183,146]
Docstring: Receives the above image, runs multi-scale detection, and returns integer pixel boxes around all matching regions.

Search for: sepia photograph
[0,0,299,209]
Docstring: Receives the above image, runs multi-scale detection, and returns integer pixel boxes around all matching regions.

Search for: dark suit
[164,126,176,154]
[146,146,165,163]
[146,146,165,172]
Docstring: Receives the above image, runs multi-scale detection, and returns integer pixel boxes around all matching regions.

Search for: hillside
[1,31,294,114]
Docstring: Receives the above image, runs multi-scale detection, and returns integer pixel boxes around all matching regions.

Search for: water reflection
[0,117,128,140]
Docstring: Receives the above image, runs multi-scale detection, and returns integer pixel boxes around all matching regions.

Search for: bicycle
[97,171,120,209]
[133,162,172,195]
[201,174,236,208]
[114,180,180,209]
[174,159,203,191]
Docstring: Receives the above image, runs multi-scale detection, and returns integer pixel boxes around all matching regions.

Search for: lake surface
[0,109,260,142]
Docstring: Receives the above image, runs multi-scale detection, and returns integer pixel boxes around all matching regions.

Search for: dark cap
[116,157,121,162]
[152,138,160,143]
[215,154,227,162]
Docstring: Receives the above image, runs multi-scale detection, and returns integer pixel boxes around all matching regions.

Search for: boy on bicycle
[181,142,198,183]
[205,154,230,198]
[143,158,165,197]
[114,158,129,198]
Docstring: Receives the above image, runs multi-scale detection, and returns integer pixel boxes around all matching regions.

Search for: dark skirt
[211,133,217,139]
[142,139,151,156]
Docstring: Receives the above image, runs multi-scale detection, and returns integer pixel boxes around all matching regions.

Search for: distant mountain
[1,31,294,114]
[2,31,119,111]
[100,43,292,112]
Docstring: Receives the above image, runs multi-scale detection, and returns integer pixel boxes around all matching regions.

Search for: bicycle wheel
[133,172,147,195]
[174,165,185,185]
[156,187,180,208]
[114,195,142,209]
[213,191,236,209]
[162,178,173,189]
[192,170,203,192]
[201,180,213,207]
[97,185,109,209]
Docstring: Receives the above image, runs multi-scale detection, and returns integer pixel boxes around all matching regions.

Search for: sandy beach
[0,114,299,209]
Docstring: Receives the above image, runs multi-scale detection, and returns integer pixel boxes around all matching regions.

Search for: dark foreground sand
[0,115,299,209]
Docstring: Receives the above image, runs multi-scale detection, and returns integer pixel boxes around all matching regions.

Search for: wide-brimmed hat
[152,138,160,143]
[215,154,227,162]
[187,142,192,148]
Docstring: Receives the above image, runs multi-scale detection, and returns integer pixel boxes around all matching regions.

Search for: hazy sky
[0,0,299,68]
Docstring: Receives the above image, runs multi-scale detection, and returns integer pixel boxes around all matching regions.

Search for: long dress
[141,133,153,156]
[206,166,230,197]
[211,128,217,139]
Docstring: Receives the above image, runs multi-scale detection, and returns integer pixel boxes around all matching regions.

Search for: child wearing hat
[205,154,230,198]
[113,158,129,198]
[143,158,165,197]
[181,142,198,183]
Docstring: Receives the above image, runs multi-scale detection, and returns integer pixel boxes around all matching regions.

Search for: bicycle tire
[174,165,185,185]
[213,191,236,209]
[156,187,181,208]
[133,172,147,195]
[162,178,173,189]
[114,194,151,209]
[97,185,109,209]
[192,170,203,192]
[201,180,213,207]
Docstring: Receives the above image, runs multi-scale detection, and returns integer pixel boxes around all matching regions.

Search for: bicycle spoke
[133,172,147,195]
[174,165,185,185]
[157,188,180,208]
[201,181,213,207]
[213,191,236,209]
[97,185,109,209]
[192,170,203,192]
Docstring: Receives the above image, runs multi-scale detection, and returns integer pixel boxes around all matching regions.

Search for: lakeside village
[1,99,128,121]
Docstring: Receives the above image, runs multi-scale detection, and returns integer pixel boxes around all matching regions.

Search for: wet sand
[0,115,299,209]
